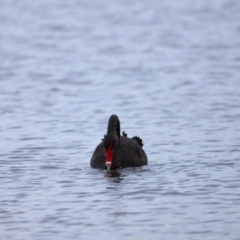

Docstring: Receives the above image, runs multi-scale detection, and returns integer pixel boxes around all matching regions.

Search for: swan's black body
[90,114,148,169]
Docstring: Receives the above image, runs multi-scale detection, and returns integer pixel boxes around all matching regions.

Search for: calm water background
[1,0,240,239]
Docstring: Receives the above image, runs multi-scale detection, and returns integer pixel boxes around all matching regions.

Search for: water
[1,0,240,239]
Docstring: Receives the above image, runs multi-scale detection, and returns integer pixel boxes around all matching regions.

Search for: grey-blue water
[1,0,240,239]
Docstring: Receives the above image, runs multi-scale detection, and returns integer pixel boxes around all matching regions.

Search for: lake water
[1,0,240,239]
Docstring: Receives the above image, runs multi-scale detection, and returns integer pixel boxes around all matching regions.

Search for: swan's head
[103,132,119,169]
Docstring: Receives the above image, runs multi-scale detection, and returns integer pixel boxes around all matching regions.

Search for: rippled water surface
[1,0,240,239]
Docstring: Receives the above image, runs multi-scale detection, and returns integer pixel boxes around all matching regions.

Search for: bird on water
[90,114,148,170]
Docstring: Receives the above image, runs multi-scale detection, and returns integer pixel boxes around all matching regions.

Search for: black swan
[90,114,148,169]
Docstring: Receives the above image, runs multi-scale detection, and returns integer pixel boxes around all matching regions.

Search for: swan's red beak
[105,147,113,169]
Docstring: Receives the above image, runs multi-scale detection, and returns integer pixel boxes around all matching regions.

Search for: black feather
[132,136,143,147]
[122,131,127,137]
